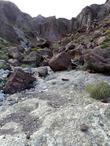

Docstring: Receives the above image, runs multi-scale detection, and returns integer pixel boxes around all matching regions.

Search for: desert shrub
[103,36,110,43]
[31,48,41,51]
[100,42,109,49]
[21,64,30,68]
[0,63,6,70]
[0,38,10,60]
[85,81,110,100]
[0,49,8,60]
[105,29,110,34]
[52,42,60,49]
[100,36,110,49]
[21,63,36,68]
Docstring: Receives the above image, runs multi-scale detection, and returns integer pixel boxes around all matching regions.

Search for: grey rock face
[0,1,32,43]
[32,16,71,41]
[77,2,110,30]
[1,1,110,43]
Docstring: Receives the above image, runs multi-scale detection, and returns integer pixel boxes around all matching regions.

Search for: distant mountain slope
[0,0,110,43]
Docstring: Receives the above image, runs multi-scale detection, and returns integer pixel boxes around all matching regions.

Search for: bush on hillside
[85,81,110,100]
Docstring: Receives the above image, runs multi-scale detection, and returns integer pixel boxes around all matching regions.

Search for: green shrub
[105,29,110,34]
[103,37,110,43]
[0,63,6,70]
[31,48,41,51]
[85,81,110,100]
[0,38,10,60]
[52,42,60,49]
[21,63,36,68]
[0,49,8,60]
[100,42,109,49]
[100,36,110,49]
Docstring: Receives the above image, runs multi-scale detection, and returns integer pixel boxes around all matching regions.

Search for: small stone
[3,136,5,139]
[80,124,89,132]
[62,78,69,81]
[37,66,48,77]
[26,133,31,140]
[101,99,108,103]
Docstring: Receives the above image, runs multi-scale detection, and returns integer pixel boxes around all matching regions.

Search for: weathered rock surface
[37,66,48,77]
[84,47,110,73]
[37,48,53,58]
[3,68,36,94]
[49,52,71,71]
[8,47,21,60]
[0,1,32,43]
[22,51,43,67]
[0,70,110,145]
[8,59,20,67]
[76,0,110,31]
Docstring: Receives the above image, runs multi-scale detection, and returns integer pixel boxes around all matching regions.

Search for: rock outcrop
[0,0,110,43]
[76,0,110,31]
[0,1,32,43]
[32,16,71,41]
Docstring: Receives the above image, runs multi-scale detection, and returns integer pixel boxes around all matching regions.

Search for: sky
[7,0,106,19]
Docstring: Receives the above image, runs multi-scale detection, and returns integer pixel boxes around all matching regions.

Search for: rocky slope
[0,0,110,43]
[0,69,110,146]
[1,1,110,145]
[0,0,33,44]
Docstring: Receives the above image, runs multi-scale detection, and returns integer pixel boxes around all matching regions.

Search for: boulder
[36,39,51,48]
[84,47,110,73]
[8,59,20,66]
[37,66,48,77]
[22,51,43,67]
[97,36,106,45]
[37,48,53,58]
[49,52,71,71]
[3,68,36,94]
[68,44,84,56]
[65,41,76,52]
[40,58,49,66]
[8,47,22,60]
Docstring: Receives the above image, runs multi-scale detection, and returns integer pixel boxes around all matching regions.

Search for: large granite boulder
[49,52,71,71]
[3,68,36,94]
